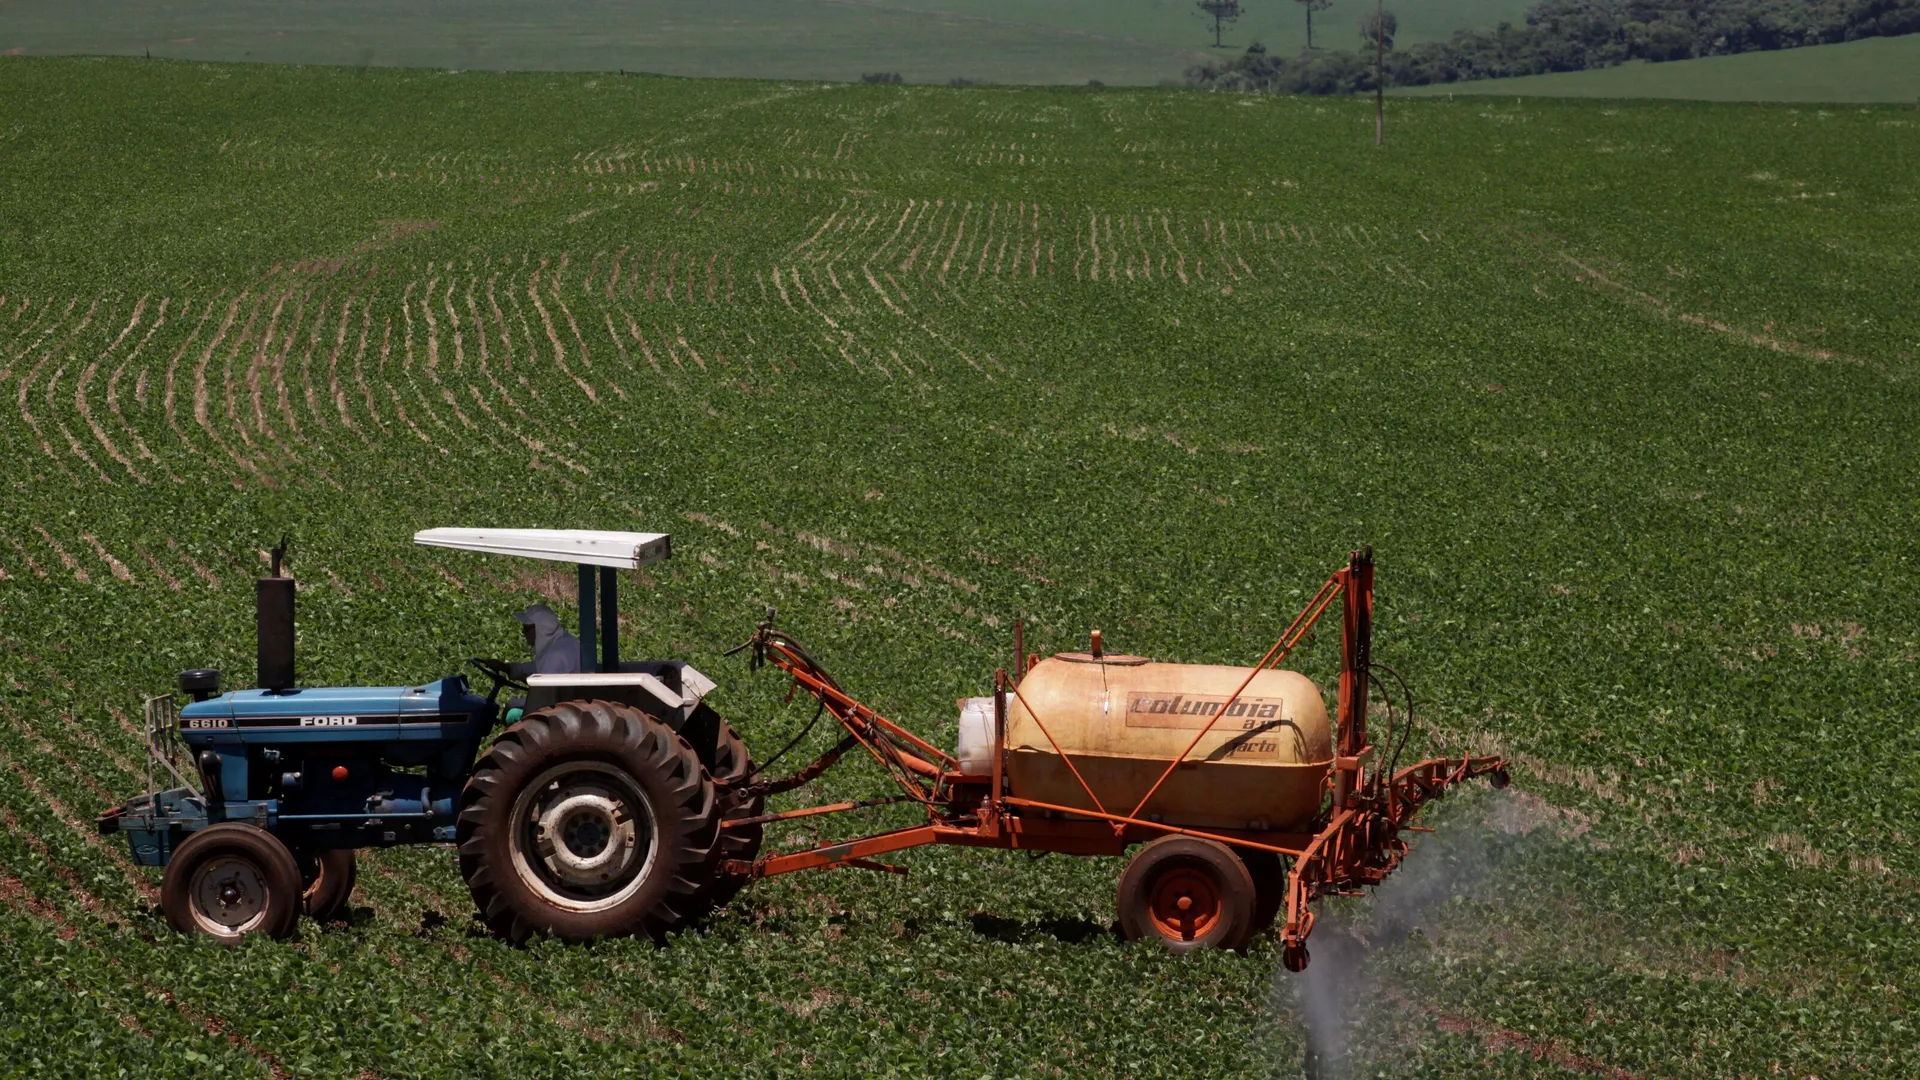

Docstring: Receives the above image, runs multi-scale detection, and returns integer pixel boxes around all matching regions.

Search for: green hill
[0,0,1533,85]
[1397,33,1920,103]
[1,55,1916,1077]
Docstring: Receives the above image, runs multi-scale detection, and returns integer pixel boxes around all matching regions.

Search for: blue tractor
[98,528,761,944]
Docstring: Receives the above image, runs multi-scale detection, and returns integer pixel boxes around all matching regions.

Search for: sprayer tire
[161,823,303,944]
[457,700,720,944]
[698,715,763,912]
[1235,848,1286,936]
[1117,836,1258,953]
[297,848,357,922]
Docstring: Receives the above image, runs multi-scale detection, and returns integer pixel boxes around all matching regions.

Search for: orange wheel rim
[1147,867,1220,942]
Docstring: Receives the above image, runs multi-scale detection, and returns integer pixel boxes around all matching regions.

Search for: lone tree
[1196,0,1242,48]
[1359,8,1396,50]
[1295,0,1334,50]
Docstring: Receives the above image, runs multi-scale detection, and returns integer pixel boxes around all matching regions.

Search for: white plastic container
[955,696,997,776]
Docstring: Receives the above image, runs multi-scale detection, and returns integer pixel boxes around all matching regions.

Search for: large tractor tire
[457,700,720,944]
[296,848,357,923]
[1116,836,1259,953]
[161,823,304,943]
[699,716,763,912]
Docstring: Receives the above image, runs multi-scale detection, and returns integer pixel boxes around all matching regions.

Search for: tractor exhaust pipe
[257,537,295,692]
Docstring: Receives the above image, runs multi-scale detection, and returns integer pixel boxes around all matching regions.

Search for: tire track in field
[15,296,101,481]
[398,280,456,442]
[264,282,314,451]
[323,290,372,440]
[225,283,298,480]
[475,276,589,473]
[354,295,393,437]
[788,194,1372,295]
[106,294,182,483]
[246,281,301,449]
[74,293,149,483]
[190,290,273,485]
[437,278,525,449]
[1548,243,1897,378]
[418,279,508,450]
[553,278,629,401]
[43,336,119,484]
[525,259,600,403]
[1,296,75,383]
[162,291,221,466]
[379,289,438,450]
[293,286,333,437]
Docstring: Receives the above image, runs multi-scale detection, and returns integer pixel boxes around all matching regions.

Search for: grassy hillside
[0,0,1533,85]
[1397,33,1920,103]
[2,55,1917,1077]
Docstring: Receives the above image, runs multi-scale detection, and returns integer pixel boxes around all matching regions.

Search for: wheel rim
[509,761,659,913]
[189,855,272,938]
[1147,866,1222,943]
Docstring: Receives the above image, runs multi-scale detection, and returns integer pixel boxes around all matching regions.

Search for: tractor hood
[179,676,487,730]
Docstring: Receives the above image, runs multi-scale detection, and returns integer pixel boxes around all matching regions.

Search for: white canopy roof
[412,528,670,569]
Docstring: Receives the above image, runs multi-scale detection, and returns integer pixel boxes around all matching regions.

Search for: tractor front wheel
[1116,836,1259,953]
[457,700,720,944]
[161,823,304,943]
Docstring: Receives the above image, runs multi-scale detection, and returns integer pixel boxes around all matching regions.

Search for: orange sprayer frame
[723,548,1508,971]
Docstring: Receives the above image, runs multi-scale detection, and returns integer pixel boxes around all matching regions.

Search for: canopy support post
[577,562,598,674]
[599,566,619,670]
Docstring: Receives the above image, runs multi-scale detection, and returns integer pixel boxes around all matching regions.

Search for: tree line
[1187,0,1920,95]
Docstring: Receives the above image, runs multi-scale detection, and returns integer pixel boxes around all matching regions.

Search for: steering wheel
[466,657,527,704]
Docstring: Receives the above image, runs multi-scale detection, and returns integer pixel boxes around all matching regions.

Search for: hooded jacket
[508,604,581,679]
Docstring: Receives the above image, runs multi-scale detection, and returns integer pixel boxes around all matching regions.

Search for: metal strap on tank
[1005,680,1111,818]
[1123,571,1346,826]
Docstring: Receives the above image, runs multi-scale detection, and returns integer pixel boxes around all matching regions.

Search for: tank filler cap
[1051,652,1151,666]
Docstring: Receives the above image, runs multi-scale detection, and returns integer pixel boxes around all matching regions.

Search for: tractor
[99,528,760,944]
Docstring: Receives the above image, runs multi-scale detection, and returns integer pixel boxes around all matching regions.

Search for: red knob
[331,766,349,782]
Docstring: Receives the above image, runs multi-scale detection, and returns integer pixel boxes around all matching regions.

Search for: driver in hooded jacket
[508,604,581,680]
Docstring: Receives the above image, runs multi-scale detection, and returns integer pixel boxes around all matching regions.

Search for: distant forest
[1187,0,1920,94]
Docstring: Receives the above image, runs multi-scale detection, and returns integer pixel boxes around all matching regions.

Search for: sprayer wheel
[457,700,720,944]
[296,848,357,922]
[1117,836,1258,953]
[161,823,303,944]
[1235,848,1286,936]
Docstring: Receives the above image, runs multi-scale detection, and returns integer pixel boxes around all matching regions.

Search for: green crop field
[1398,34,1920,104]
[2,55,1918,1078]
[0,0,1532,86]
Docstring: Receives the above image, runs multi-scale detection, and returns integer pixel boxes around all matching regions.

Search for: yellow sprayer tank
[1005,652,1333,831]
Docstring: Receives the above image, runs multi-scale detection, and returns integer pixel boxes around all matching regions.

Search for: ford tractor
[98,528,761,944]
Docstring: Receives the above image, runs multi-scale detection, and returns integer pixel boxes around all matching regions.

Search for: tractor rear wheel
[297,848,357,922]
[457,700,720,944]
[699,715,763,912]
[161,823,303,943]
[1116,836,1258,953]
